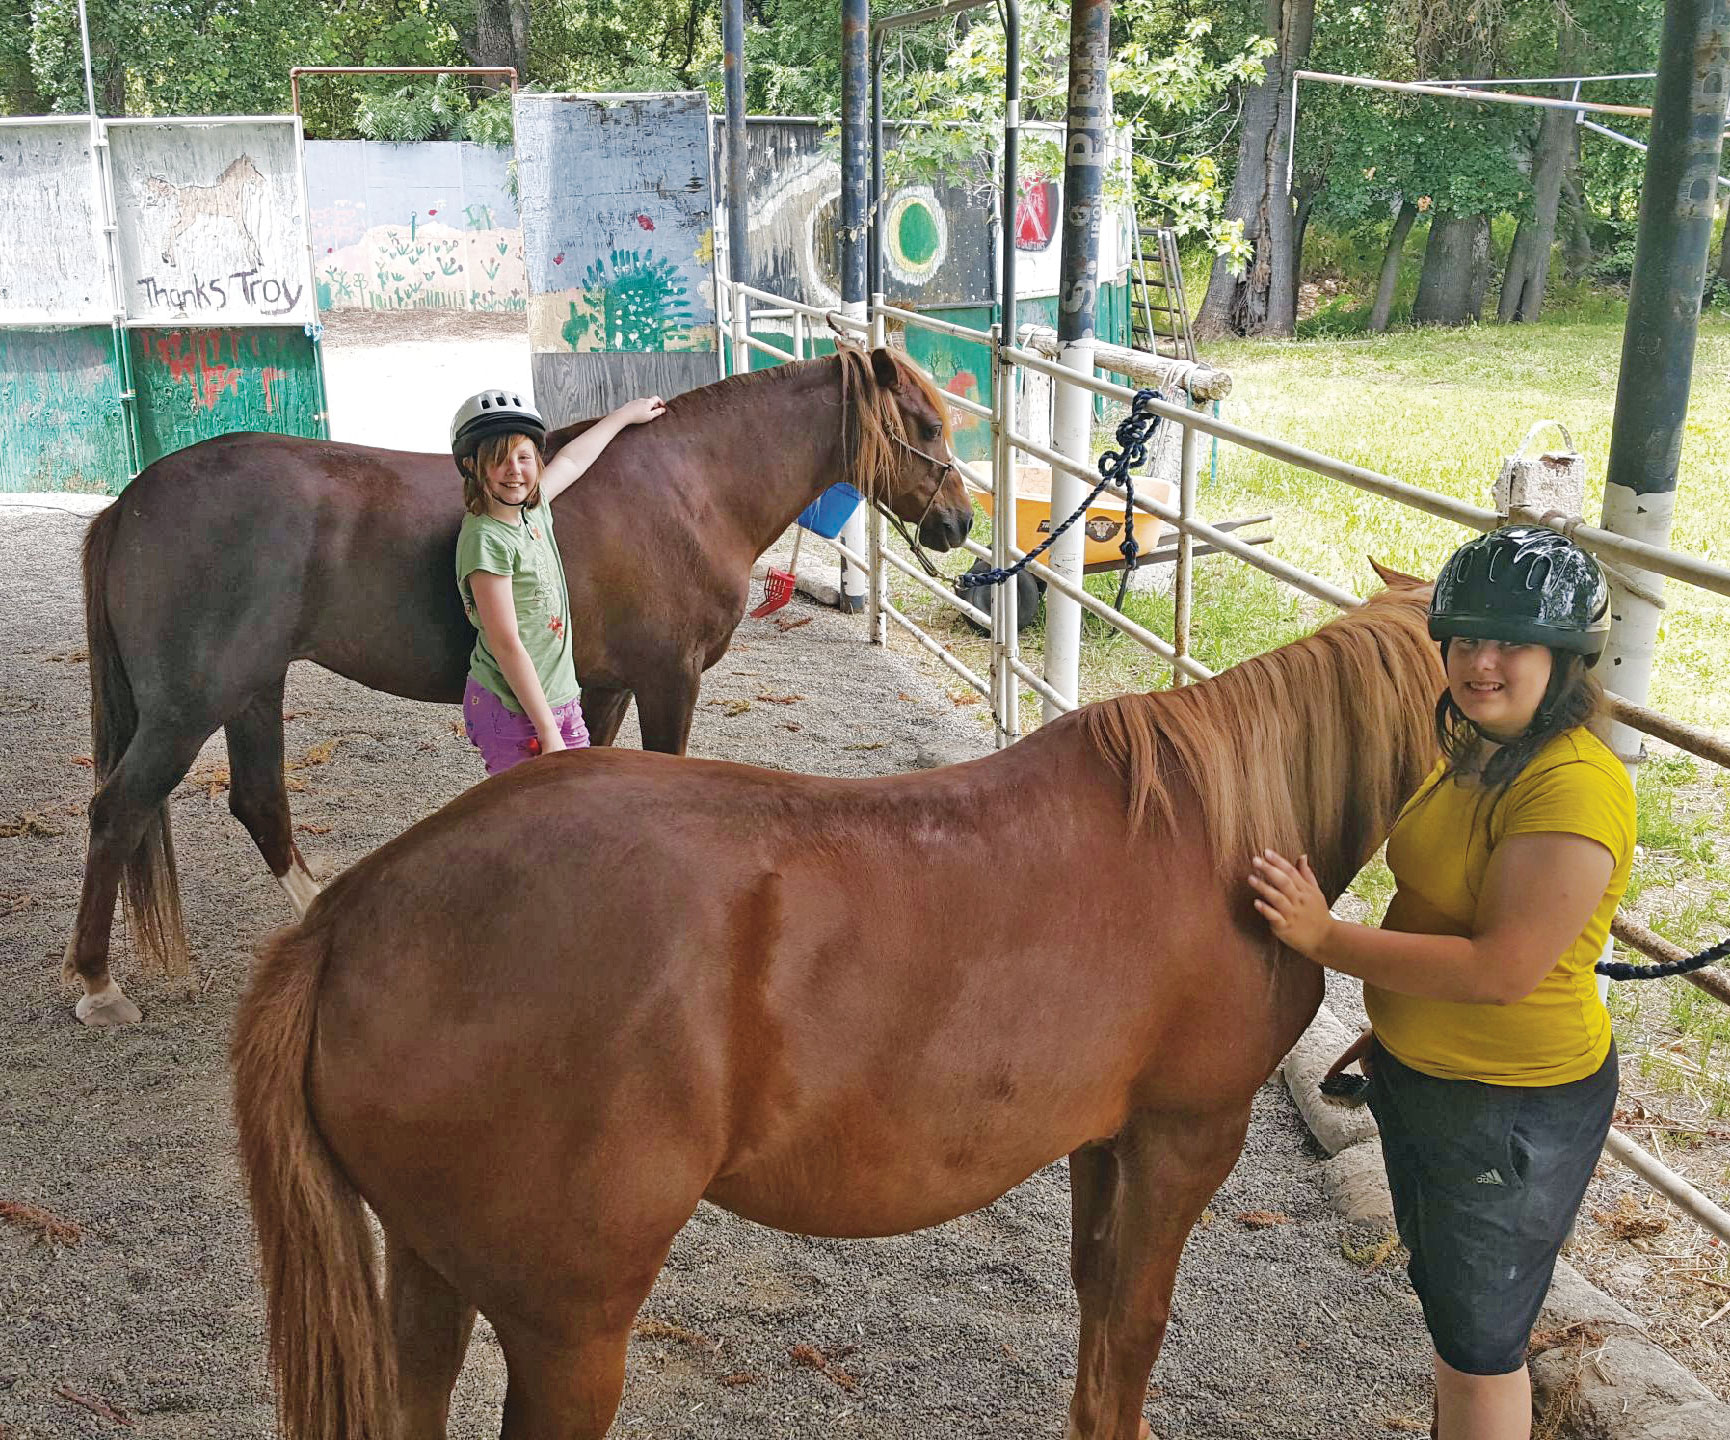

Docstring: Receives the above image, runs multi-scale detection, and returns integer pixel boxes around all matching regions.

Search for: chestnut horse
[232,573,1441,1440]
[67,345,970,1027]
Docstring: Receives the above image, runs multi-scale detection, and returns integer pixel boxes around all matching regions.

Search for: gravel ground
[0,491,1440,1439]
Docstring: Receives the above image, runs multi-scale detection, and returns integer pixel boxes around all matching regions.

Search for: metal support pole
[870,33,885,303]
[723,0,750,301]
[868,294,888,644]
[730,284,750,381]
[996,3,1021,742]
[1173,402,1199,683]
[837,0,871,614]
[1043,0,1111,721]
[990,322,1019,745]
[1599,0,1730,769]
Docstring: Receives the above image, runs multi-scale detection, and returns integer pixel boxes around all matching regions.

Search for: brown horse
[68,345,970,1027]
[231,572,1441,1440]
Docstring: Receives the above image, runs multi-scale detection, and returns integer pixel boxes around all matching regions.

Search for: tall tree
[463,0,532,85]
[1405,0,1516,327]
[1496,14,1579,323]
[1194,0,1315,339]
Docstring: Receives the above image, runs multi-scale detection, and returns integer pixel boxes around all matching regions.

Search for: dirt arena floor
[0,489,1446,1438]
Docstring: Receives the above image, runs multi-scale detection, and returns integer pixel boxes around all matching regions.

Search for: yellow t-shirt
[1364,727,1635,1087]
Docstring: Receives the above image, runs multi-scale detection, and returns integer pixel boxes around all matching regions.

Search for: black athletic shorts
[1367,1037,1618,1376]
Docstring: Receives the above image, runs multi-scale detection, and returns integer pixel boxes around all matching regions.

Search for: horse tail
[232,919,393,1440]
[81,501,189,977]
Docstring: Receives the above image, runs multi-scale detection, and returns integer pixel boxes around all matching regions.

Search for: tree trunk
[1194,0,1317,339]
[1368,199,1418,334]
[471,0,531,85]
[1497,19,1578,323]
[1413,214,1490,326]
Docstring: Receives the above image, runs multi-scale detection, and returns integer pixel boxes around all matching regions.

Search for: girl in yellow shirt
[1250,526,1633,1440]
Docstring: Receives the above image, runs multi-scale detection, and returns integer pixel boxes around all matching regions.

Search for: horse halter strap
[878,430,954,578]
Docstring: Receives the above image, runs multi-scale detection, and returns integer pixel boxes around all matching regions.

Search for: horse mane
[219,155,258,183]
[1076,586,1442,897]
[835,342,953,504]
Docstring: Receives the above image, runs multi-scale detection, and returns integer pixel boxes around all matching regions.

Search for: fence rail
[715,274,1730,1239]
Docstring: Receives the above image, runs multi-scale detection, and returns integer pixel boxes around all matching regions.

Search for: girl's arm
[1248,834,1614,1005]
[469,571,566,753]
[539,396,666,505]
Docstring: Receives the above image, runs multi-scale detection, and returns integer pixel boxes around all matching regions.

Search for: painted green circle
[896,202,941,266]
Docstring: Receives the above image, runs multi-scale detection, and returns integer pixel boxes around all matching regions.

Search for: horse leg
[577,685,633,749]
[1064,1107,1253,1440]
[64,718,210,1026]
[386,1229,477,1440]
[493,1307,638,1440]
[225,678,320,916]
[631,663,701,757]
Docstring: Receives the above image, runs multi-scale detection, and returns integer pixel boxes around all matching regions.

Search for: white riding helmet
[450,389,546,464]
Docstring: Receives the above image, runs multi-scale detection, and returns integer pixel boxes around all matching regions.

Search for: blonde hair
[1076,587,1443,897]
[461,431,544,516]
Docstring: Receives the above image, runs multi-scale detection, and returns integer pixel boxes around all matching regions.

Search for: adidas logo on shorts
[1474,1168,1506,1186]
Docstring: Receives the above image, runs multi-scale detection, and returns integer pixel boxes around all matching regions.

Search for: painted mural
[0,326,132,492]
[305,140,525,312]
[729,120,992,309]
[0,120,109,324]
[515,93,718,357]
[107,119,316,326]
[129,325,324,465]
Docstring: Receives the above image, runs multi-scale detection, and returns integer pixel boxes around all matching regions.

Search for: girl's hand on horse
[536,726,568,757]
[1248,850,1334,958]
[617,396,666,426]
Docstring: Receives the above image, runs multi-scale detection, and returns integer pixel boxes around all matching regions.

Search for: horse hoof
[75,982,143,1028]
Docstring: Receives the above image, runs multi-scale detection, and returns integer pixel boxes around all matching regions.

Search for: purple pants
[463,677,589,777]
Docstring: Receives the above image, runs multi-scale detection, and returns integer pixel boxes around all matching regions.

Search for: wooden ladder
[1129,227,1196,363]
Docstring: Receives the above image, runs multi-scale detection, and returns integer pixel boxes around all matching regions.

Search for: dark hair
[460,431,544,516]
[1433,643,1604,797]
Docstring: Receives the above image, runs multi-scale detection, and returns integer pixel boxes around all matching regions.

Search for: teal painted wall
[0,327,133,494]
[130,327,327,468]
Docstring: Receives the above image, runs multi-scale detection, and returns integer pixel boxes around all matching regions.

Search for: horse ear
[869,346,901,393]
[1368,557,1428,591]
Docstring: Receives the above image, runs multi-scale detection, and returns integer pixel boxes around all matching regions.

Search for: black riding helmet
[449,390,546,473]
[1429,525,1610,666]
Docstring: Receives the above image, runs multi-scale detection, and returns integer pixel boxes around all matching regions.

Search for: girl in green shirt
[450,388,664,775]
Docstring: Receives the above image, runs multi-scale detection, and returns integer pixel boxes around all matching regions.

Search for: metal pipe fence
[718,273,1730,1233]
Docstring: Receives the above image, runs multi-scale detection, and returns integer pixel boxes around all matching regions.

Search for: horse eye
[923,423,942,442]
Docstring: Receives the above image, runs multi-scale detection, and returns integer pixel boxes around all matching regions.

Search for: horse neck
[704,357,853,556]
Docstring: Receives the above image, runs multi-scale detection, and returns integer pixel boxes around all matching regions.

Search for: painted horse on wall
[231,571,1442,1440]
[68,345,971,1026]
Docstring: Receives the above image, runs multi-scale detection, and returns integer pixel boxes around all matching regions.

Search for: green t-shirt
[455,503,579,714]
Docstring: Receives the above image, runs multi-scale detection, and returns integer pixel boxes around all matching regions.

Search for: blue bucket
[796,483,864,539]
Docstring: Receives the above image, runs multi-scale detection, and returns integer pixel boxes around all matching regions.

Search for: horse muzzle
[919,504,973,552]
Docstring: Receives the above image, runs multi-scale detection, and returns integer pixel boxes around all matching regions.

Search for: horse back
[109,433,473,702]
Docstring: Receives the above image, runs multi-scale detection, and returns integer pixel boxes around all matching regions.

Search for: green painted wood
[0,326,132,494]
[130,326,328,467]
[901,305,995,462]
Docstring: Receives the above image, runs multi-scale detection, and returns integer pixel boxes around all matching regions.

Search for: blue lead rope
[1598,935,1730,980]
[958,388,1165,615]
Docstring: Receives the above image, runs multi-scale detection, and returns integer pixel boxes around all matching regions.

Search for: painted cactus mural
[305,141,526,312]
[558,249,695,352]
[517,94,719,360]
